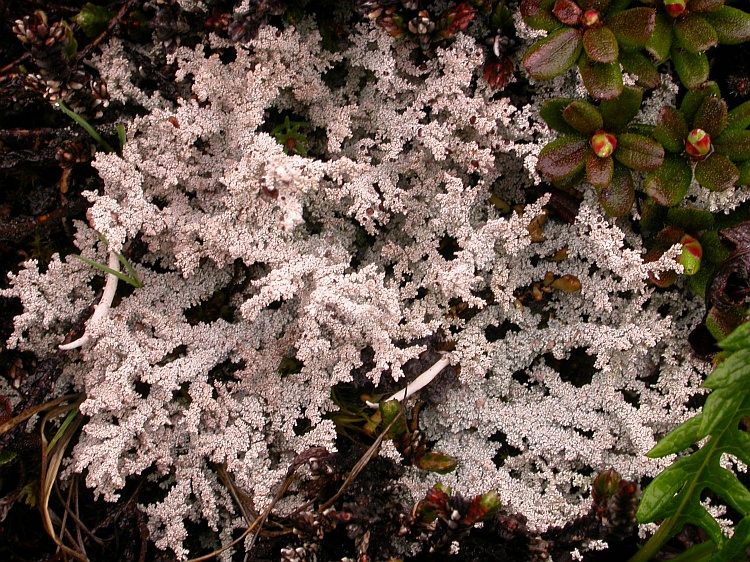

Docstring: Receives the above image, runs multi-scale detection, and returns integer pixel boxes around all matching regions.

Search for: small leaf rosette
[537,86,664,216]
[648,81,750,206]
[646,0,750,89]
[521,0,657,99]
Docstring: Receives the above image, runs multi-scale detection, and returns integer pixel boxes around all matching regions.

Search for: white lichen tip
[59,250,120,350]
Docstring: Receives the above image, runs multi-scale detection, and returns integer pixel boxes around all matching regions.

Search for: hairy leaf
[562,100,604,134]
[583,26,619,63]
[540,98,580,134]
[586,151,614,186]
[537,135,589,181]
[578,53,623,100]
[644,155,692,206]
[523,27,583,80]
[692,96,728,138]
[704,6,750,45]
[674,14,718,54]
[521,0,563,31]
[595,163,634,216]
[695,153,739,192]
[600,85,643,132]
[653,106,689,153]
[606,7,657,49]
[614,133,664,171]
[714,129,750,160]
[671,46,710,89]
[646,15,673,62]
[618,50,661,90]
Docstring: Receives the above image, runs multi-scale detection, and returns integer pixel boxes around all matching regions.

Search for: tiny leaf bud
[685,128,712,159]
[591,131,617,158]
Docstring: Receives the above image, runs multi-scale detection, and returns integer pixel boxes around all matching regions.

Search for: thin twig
[0,52,30,75]
[0,394,83,436]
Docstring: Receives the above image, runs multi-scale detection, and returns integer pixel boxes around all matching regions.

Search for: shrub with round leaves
[521,0,657,99]
[537,86,665,215]
[647,81,750,206]
[646,0,750,89]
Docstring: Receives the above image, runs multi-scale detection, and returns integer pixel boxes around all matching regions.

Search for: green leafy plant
[632,321,750,562]
[521,0,657,99]
[54,99,115,153]
[536,86,664,215]
[271,116,310,157]
[646,0,750,89]
[647,82,750,206]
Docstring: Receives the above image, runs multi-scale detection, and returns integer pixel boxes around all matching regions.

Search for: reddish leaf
[687,0,724,13]
[606,7,657,49]
[595,164,634,216]
[583,26,619,64]
[587,151,614,186]
[416,452,458,474]
[614,133,665,171]
[552,0,582,25]
[523,27,583,80]
[537,135,589,181]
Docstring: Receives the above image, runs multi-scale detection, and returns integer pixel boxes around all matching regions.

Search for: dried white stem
[59,251,120,350]
[366,355,451,408]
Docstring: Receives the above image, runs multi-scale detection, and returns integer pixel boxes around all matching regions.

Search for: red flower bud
[679,234,702,275]
[591,131,617,158]
[685,128,711,159]
[581,9,601,27]
[663,0,687,18]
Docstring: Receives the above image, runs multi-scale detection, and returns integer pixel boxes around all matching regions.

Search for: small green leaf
[578,53,623,100]
[654,106,689,154]
[703,6,750,45]
[0,450,17,465]
[540,98,580,134]
[72,3,117,38]
[595,163,634,216]
[674,14,718,54]
[606,7,657,49]
[583,26,619,64]
[695,153,739,191]
[666,207,715,231]
[671,46,710,89]
[379,400,407,439]
[562,100,604,135]
[537,135,589,182]
[644,155,692,206]
[614,133,665,171]
[618,50,661,90]
[600,85,643,133]
[714,129,750,160]
[648,414,702,458]
[692,96,728,138]
[646,14,673,62]
[726,99,750,131]
[587,151,615,186]
[699,383,747,438]
[523,27,583,81]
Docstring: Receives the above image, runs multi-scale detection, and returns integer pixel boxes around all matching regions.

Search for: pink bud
[663,0,687,18]
[591,131,617,158]
[581,9,600,27]
[685,128,712,159]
